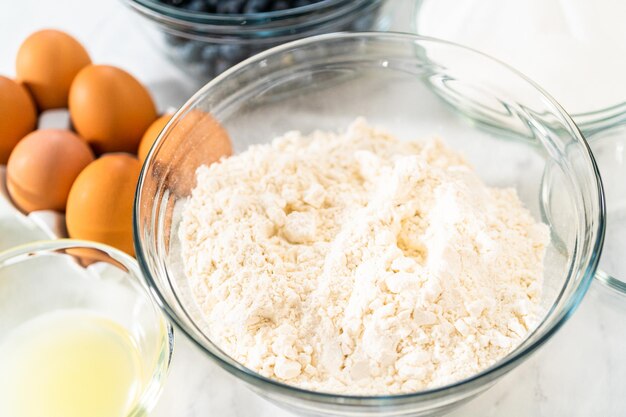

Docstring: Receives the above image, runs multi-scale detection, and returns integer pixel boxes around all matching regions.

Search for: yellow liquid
[0,309,143,417]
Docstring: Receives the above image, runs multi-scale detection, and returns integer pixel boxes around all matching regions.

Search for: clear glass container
[134,33,605,416]
[413,0,626,135]
[588,125,626,293]
[122,0,388,82]
[0,240,174,417]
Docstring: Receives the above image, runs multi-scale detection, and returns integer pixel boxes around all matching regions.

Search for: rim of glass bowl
[587,124,626,294]
[0,239,175,417]
[124,0,372,27]
[575,102,626,137]
[134,33,605,403]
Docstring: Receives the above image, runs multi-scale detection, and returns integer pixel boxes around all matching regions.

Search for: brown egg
[0,76,37,164]
[137,110,231,252]
[6,129,94,213]
[69,65,157,154]
[66,153,141,256]
[152,110,232,197]
[16,29,91,110]
[138,113,172,163]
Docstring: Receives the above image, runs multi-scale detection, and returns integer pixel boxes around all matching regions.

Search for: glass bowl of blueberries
[124,0,387,81]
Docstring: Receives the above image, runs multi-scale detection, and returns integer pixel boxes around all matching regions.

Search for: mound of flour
[179,119,550,394]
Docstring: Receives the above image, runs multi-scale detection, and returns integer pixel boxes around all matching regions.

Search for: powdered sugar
[179,119,550,395]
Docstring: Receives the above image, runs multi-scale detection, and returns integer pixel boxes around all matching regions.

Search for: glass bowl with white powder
[134,33,605,416]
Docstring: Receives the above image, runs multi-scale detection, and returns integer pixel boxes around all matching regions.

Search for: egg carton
[1,109,76,241]
[0,166,66,240]
[0,104,179,246]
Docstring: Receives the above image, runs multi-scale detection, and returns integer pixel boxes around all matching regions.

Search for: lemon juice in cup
[0,240,172,417]
[0,310,143,417]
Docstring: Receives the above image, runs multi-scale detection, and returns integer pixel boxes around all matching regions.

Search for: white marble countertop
[3,1,626,416]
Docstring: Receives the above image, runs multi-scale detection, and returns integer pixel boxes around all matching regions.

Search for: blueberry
[178,41,204,63]
[200,60,217,78]
[163,0,325,13]
[214,59,232,75]
[205,0,219,9]
[184,0,210,12]
[163,0,188,5]
[293,0,314,7]
[247,44,265,56]
[216,0,244,13]
[243,0,271,13]
[164,33,187,47]
[350,13,375,31]
[270,0,290,11]
[201,44,219,63]
[218,44,247,62]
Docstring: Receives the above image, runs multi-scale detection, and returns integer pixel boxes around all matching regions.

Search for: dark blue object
[243,0,271,13]
[164,33,187,46]
[216,0,245,13]
[293,0,315,7]
[160,0,325,14]
[205,0,219,9]
[270,0,290,11]
[350,13,375,31]
[214,58,232,75]
[217,44,247,62]
[184,0,210,12]
[178,41,204,63]
[158,0,189,5]
[154,0,378,84]
[201,44,219,63]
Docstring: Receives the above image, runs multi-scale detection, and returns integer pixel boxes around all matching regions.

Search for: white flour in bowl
[179,119,550,394]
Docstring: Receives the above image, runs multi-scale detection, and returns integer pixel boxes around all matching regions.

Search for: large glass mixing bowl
[134,33,605,416]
